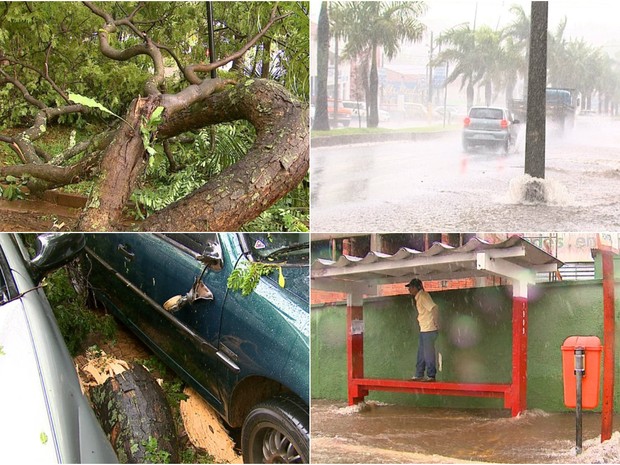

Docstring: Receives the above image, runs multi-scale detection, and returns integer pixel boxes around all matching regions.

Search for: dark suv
[462,106,521,153]
[82,233,310,463]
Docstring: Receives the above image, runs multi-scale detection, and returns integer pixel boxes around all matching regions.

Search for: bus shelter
[312,236,564,417]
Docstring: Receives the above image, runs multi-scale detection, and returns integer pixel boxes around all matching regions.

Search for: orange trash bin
[561,336,603,409]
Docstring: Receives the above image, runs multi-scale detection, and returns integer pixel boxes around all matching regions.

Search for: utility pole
[524,1,548,201]
[206,2,216,78]
[427,31,434,123]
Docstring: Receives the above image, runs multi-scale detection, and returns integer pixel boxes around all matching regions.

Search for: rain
[310,1,620,232]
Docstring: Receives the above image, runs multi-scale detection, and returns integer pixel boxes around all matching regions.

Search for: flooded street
[311,399,620,464]
[310,116,620,232]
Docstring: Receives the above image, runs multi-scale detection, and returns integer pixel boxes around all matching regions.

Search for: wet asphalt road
[310,116,620,232]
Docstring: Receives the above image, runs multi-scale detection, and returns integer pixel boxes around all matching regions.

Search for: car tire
[241,395,309,464]
[462,141,471,153]
[503,138,510,154]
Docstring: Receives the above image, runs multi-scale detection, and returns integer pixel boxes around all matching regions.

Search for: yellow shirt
[414,290,438,332]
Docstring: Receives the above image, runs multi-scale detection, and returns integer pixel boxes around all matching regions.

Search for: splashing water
[506,174,574,205]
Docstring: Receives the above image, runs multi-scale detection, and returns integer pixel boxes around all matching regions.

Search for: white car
[0,233,117,463]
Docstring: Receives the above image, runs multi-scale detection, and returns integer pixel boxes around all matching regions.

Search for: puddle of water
[312,399,620,463]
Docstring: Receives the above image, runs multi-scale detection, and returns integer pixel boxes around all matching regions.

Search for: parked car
[0,233,117,464]
[82,233,310,463]
[327,100,352,127]
[462,106,521,153]
[342,100,391,123]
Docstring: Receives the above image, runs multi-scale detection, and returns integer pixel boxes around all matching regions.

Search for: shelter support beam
[347,293,366,405]
[601,251,615,441]
[510,295,528,416]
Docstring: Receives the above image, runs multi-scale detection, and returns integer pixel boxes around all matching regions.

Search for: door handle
[117,244,135,261]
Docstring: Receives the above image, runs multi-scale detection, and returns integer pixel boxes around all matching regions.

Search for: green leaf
[68,92,130,126]
[40,432,48,445]
[150,106,164,122]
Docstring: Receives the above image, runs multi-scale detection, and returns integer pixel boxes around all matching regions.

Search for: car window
[469,108,504,119]
[162,233,219,255]
[242,233,309,264]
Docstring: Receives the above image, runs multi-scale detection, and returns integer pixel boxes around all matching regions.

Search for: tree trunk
[140,79,308,231]
[78,97,156,230]
[313,2,330,131]
[524,1,548,183]
[368,45,379,128]
[466,81,474,110]
[91,363,179,464]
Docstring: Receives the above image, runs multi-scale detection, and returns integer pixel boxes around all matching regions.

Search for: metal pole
[206,2,216,79]
[575,347,585,454]
[601,251,615,441]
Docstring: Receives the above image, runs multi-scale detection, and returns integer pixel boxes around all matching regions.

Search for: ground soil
[311,399,620,464]
[0,199,79,231]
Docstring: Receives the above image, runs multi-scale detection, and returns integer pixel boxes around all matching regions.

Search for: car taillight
[500,119,508,129]
[463,117,471,127]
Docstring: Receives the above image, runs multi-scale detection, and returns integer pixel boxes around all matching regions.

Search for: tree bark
[91,363,179,464]
[78,97,154,230]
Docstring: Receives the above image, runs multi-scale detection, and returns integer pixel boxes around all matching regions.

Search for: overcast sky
[310,1,620,57]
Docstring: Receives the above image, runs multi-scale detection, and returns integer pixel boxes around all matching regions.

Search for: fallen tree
[0,1,309,231]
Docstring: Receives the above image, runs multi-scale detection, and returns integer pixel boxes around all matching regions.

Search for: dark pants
[416,330,438,378]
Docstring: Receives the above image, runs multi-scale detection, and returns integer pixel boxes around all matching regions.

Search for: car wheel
[462,141,471,153]
[242,396,309,464]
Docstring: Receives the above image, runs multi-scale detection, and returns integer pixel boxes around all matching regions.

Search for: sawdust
[75,347,131,391]
[180,387,242,464]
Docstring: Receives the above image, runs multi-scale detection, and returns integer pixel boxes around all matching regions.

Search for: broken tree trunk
[90,363,179,464]
[77,97,159,231]
[141,79,308,231]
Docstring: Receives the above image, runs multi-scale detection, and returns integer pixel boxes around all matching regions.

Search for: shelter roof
[312,236,564,296]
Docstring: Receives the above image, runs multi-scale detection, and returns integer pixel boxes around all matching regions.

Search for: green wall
[311,281,620,412]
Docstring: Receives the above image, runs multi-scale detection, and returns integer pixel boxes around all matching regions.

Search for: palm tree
[475,25,505,106]
[339,1,427,128]
[434,24,478,109]
[502,4,530,102]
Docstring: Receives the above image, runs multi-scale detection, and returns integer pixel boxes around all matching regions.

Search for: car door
[85,233,228,410]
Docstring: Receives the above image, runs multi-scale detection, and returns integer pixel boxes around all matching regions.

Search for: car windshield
[469,108,504,119]
[243,233,309,264]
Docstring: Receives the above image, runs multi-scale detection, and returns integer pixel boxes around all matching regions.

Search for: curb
[311,130,457,148]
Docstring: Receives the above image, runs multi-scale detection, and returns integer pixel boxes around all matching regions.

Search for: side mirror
[29,233,85,283]
[197,240,223,271]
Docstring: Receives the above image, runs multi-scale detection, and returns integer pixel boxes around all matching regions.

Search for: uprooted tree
[0,1,309,231]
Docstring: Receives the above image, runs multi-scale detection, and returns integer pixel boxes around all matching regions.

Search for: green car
[82,233,310,463]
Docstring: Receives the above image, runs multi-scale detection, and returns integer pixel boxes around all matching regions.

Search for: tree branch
[183,5,291,84]
[83,1,165,95]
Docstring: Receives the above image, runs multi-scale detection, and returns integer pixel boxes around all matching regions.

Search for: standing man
[406,278,439,382]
